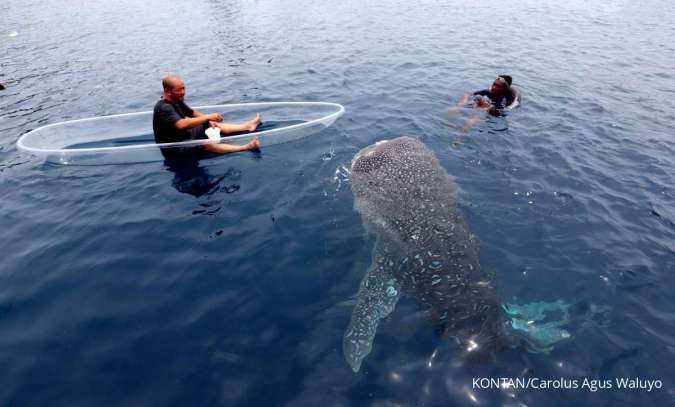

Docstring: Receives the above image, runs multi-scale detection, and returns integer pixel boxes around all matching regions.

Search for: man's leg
[211,113,262,135]
[204,136,261,154]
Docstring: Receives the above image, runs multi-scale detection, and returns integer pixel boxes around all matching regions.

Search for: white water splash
[320,146,335,161]
[332,164,350,192]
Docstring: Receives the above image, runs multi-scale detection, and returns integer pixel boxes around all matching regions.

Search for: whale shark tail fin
[502,300,573,353]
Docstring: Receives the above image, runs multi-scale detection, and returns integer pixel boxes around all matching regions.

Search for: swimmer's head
[491,75,512,95]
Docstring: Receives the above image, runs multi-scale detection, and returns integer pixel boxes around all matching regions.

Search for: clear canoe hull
[17,102,344,164]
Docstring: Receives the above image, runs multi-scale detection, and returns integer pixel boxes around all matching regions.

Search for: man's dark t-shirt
[153,99,208,144]
[473,89,515,110]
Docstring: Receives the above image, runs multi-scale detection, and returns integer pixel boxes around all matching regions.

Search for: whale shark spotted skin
[344,137,508,372]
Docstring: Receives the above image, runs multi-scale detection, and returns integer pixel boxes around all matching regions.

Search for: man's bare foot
[247,113,262,132]
[247,136,261,150]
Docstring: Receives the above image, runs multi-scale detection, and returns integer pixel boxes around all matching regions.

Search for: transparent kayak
[17,102,344,164]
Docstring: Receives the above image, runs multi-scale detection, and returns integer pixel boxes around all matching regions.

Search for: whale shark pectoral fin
[508,317,572,353]
[343,255,401,373]
[502,300,572,352]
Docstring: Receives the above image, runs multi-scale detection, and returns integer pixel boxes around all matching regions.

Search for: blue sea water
[1,0,674,405]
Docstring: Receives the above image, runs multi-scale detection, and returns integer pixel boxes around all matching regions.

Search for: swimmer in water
[448,75,520,147]
[473,75,519,111]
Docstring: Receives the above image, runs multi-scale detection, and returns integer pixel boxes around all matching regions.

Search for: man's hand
[207,113,223,122]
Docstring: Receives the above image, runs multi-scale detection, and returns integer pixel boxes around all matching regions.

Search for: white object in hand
[205,126,221,141]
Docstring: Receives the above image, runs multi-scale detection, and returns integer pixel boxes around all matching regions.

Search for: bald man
[153,76,261,157]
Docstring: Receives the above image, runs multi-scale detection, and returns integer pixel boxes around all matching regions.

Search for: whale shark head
[350,137,460,244]
[351,137,449,185]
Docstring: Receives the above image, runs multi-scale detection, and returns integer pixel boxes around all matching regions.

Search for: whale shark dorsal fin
[343,246,401,372]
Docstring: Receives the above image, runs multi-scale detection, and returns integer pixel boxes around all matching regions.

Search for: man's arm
[175,112,223,130]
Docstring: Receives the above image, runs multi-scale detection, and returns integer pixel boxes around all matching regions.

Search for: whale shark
[343,136,571,372]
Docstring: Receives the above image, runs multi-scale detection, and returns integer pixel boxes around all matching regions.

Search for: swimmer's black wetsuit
[473,89,515,110]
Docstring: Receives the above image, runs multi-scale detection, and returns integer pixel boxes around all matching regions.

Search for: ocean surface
[1,0,674,405]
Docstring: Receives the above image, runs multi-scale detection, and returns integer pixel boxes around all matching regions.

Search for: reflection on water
[165,159,245,197]
[166,159,220,197]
